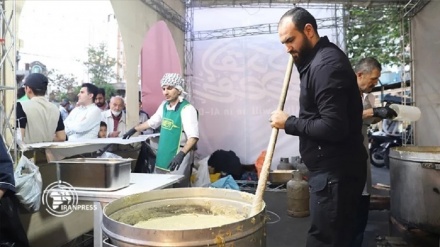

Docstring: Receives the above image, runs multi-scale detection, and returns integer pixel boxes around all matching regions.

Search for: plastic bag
[191,156,211,187]
[210,175,239,190]
[98,152,122,159]
[14,155,43,212]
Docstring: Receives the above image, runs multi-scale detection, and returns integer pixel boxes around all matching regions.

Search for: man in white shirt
[64,83,101,140]
[353,57,397,247]
[101,96,126,137]
[356,57,397,194]
[123,73,199,187]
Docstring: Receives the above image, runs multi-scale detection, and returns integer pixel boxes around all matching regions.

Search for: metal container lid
[389,146,440,163]
[51,158,134,165]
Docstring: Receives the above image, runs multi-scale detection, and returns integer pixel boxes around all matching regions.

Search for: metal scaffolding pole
[184,1,195,103]
[0,0,17,160]
[403,0,430,17]
[191,0,408,8]
[191,16,343,41]
[140,0,187,31]
[399,9,414,145]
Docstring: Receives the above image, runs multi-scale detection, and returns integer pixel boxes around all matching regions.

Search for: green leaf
[83,43,118,86]
[345,5,409,67]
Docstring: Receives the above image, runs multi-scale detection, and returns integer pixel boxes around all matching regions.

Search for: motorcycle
[369,131,402,168]
[368,94,414,168]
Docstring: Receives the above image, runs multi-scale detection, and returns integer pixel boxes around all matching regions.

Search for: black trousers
[306,164,366,247]
[0,195,30,247]
[351,194,371,247]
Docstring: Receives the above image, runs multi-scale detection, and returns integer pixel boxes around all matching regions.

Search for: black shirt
[284,37,367,170]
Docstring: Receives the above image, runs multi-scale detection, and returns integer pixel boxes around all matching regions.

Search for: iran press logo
[42,181,79,217]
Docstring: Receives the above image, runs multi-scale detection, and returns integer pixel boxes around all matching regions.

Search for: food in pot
[134,213,243,230]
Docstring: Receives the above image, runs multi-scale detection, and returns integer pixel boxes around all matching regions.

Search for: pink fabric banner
[140,21,181,116]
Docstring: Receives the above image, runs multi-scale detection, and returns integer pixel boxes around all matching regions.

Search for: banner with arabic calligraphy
[192,36,302,166]
[192,7,341,166]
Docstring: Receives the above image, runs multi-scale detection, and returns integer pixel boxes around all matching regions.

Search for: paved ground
[65,165,439,247]
[265,165,439,247]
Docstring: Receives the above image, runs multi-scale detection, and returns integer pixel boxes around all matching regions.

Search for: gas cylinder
[287,170,310,217]
[277,157,294,170]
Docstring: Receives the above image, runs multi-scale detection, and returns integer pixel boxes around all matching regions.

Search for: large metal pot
[389,146,440,234]
[102,188,266,247]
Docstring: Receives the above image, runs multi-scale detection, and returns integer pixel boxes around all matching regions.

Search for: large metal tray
[52,158,133,191]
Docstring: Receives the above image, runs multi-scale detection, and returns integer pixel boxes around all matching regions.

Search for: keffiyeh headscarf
[160,73,186,95]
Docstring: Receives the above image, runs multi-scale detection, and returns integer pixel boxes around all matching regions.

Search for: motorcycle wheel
[370,148,386,168]
[384,150,390,168]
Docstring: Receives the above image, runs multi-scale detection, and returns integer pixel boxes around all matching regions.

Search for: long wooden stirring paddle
[250,55,294,216]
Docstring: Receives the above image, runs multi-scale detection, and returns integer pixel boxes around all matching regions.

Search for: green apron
[156,100,190,171]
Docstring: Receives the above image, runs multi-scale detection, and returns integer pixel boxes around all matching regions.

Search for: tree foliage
[100,83,117,101]
[345,6,410,67]
[47,69,78,102]
[84,43,118,86]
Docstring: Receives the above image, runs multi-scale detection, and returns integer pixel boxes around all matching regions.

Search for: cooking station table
[74,173,184,247]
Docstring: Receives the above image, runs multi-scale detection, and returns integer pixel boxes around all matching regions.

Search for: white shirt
[64,103,101,140]
[362,93,376,125]
[147,99,199,144]
[101,110,127,137]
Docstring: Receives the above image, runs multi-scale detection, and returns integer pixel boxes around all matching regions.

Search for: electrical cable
[265,210,281,225]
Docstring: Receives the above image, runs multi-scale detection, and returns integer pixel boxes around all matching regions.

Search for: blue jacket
[0,135,15,194]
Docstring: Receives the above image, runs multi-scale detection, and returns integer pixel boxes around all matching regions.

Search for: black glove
[167,151,186,171]
[373,107,397,119]
[122,127,137,139]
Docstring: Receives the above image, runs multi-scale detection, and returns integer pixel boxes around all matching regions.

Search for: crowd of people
[1,6,403,247]
[1,72,200,246]
[16,72,199,179]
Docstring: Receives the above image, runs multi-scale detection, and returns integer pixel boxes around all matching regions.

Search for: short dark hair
[100,121,107,128]
[29,86,46,96]
[97,88,106,97]
[17,87,26,99]
[280,7,318,34]
[81,83,99,102]
[354,57,382,74]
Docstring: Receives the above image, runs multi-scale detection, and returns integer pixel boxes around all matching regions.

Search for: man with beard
[101,96,126,137]
[95,88,109,111]
[269,7,367,247]
[123,73,199,187]
[353,57,396,247]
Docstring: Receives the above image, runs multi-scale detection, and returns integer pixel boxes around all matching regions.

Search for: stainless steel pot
[389,146,440,234]
[102,188,266,247]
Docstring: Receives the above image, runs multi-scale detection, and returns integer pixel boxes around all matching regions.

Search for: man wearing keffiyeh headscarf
[123,73,199,187]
